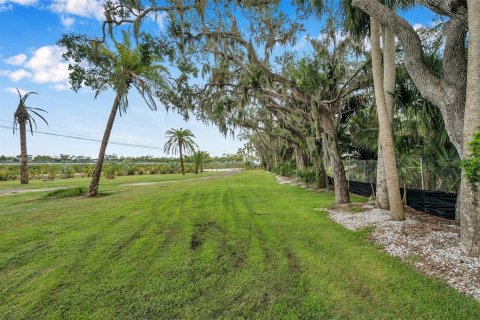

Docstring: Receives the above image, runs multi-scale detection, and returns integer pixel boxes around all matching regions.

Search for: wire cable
[0,125,161,150]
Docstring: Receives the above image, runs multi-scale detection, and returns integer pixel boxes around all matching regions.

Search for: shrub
[46,165,58,180]
[0,165,18,181]
[274,162,295,177]
[122,160,135,176]
[298,168,317,188]
[461,132,480,185]
[60,165,75,179]
[103,164,118,179]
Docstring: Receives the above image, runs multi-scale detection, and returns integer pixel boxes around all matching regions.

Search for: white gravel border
[327,204,480,301]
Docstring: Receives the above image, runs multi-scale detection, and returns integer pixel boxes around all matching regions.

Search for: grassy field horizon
[1,171,479,319]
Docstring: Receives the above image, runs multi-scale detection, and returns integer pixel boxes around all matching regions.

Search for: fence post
[363,161,366,183]
[348,158,351,189]
[420,157,425,190]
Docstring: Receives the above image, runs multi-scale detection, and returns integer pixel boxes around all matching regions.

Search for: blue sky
[0,0,435,158]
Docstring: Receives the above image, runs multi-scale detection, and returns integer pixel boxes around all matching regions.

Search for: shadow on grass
[41,188,115,200]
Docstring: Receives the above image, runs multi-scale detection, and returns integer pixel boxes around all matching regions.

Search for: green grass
[43,187,87,198]
[347,204,365,213]
[0,171,478,319]
[0,171,222,192]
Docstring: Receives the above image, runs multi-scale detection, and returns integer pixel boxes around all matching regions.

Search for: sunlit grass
[0,171,478,319]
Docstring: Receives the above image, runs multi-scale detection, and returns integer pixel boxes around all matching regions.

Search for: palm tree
[192,150,209,174]
[12,89,48,184]
[59,31,168,196]
[371,18,404,220]
[460,0,480,256]
[164,128,198,175]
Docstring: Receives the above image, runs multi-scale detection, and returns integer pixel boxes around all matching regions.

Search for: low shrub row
[0,161,195,181]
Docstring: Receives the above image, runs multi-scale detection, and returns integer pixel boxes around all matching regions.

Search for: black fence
[347,180,457,220]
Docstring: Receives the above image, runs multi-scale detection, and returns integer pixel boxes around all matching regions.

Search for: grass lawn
[0,171,479,319]
[0,171,222,192]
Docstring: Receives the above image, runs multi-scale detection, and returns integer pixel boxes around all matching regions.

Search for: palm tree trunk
[87,93,121,197]
[179,143,185,175]
[460,1,480,257]
[376,25,396,210]
[371,18,404,220]
[19,120,28,184]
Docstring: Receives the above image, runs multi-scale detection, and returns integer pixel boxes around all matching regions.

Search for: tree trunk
[371,18,404,220]
[295,147,307,172]
[352,0,467,154]
[376,151,389,208]
[86,93,121,197]
[315,156,327,189]
[460,0,480,257]
[376,25,397,210]
[19,120,28,184]
[179,144,185,175]
[323,133,350,203]
[321,114,350,204]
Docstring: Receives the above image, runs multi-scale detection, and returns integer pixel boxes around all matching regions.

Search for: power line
[0,125,161,150]
[0,119,97,140]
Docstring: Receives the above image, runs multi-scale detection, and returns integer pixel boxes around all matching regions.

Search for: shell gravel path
[327,204,480,301]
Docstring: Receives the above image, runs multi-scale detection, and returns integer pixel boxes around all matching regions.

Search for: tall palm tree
[164,128,198,175]
[59,31,168,196]
[12,89,48,184]
[371,18,404,220]
[460,0,480,256]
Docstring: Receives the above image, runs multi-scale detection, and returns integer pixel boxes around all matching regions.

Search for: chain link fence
[345,156,461,194]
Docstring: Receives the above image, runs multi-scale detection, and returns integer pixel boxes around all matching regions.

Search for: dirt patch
[276,175,329,192]
[190,233,203,250]
[0,187,68,196]
[327,204,480,301]
[190,221,219,250]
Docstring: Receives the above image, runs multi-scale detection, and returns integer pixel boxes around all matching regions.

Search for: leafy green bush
[60,165,75,179]
[273,162,295,177]
[298,168,317,188]
[46,165,58,180]
[103,164,118,179]
[0,165,18,181]
[461,132,480,185]
[122,160,136,176]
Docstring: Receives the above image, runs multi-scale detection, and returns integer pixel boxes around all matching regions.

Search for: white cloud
[52,83,69,91]
[1,45,70,90]
[60,15,75,28]
[50,0,104,20]
[0,0,36,11]
[4,53,27,66]
[0,0,37,5]
[8,69,31,81]
[5,87,27,95]
[413,23,424,31]
[24,45,69,84]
